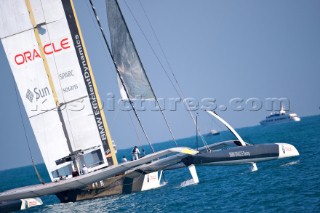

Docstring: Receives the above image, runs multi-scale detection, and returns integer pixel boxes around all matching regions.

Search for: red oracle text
[14,38,70,65]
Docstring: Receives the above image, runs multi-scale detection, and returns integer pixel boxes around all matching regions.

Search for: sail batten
[106,0,154,100]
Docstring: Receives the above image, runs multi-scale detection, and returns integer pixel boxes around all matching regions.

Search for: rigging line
[85,0,121,91]
[12,79,45,184]
[84,0,124,125]
[122,0,178,146]
[84,0,111,59]
[136,0,193,113]
[137,0,183,92]
[126,0,208,149]
[137,10,186,108]
[88,0,155,153]
[127,111,142,145]
[136,0,194,114]
[127,0,209,150]
[123,0,180,98]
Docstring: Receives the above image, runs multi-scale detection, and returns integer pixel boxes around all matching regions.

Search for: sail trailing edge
[106,0,155,100]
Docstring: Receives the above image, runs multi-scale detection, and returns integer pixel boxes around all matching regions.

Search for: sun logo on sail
[26,89,34,103]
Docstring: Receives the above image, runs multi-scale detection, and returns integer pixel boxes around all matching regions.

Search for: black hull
[0,200,22,213]
[183,144,280,166]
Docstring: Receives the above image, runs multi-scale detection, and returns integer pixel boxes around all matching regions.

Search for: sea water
[0,115,319,212]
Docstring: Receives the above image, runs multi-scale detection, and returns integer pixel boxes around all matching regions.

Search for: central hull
[56,172,159,203]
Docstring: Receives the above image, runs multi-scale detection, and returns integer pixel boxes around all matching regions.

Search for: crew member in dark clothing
[132,146,140,160]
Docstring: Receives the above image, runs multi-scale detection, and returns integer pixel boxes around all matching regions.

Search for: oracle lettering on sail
[14,38,71,65]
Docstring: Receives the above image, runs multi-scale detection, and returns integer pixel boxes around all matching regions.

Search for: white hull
[260,113,301,126]
[141,171,163,191]
[0,198,42,212]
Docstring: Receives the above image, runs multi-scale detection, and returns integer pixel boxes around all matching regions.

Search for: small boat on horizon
[206,129,220,136]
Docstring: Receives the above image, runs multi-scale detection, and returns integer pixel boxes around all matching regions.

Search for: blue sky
[0,0,319,171]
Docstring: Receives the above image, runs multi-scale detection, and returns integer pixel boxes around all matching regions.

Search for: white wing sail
[0,0,117,181]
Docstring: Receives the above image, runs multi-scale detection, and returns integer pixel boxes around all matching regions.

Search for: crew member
[82,164,88,174]
[122,156,128,162]
[72,169,79,177]
[132,146,140,160]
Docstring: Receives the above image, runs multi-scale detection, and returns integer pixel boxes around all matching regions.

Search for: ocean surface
[1,115,319,212]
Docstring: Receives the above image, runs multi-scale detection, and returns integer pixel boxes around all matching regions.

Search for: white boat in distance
[205,129,219,137]
[209,129,220,135]
[260,106,301,126]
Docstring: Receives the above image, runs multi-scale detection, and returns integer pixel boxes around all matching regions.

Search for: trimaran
[0,0,299,208]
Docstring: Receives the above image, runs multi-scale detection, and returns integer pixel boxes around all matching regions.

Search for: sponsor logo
[26,87,51,103]
[149,173,158,180]
[26,199,39,208]
[26,89,34,103]
[14,37,71,65]
[284,145,292,152]
[59,70,74,80]
[34,87,51,101]
[63,84,78,93]
[59,70,78,93]
[74,34,109,153]
[229,151,251,157]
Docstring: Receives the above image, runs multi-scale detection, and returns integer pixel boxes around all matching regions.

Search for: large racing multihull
[0,0,299,206]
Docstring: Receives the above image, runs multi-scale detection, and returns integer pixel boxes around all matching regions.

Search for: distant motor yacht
[260,106,301,126]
